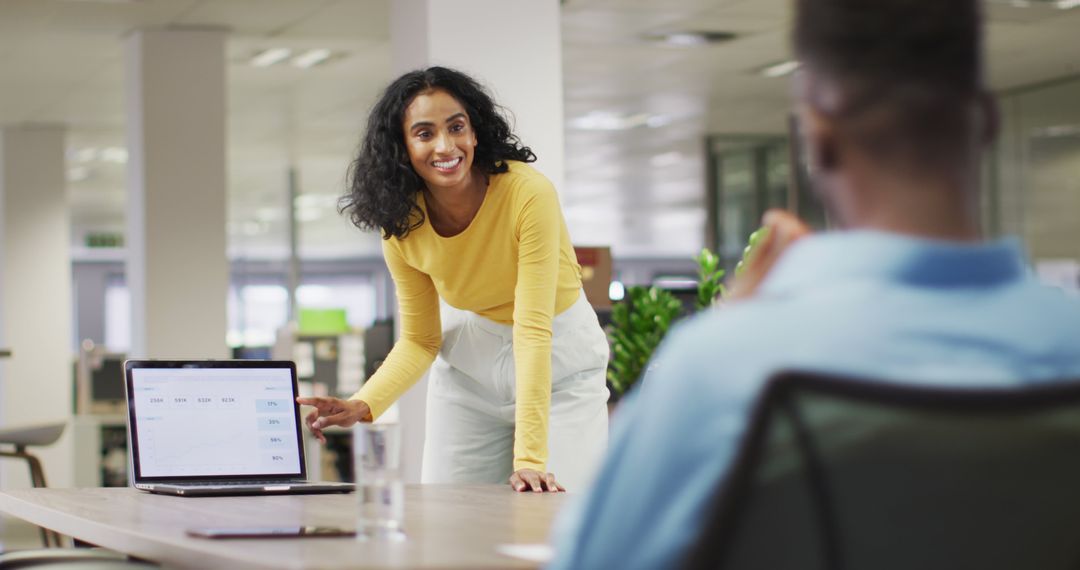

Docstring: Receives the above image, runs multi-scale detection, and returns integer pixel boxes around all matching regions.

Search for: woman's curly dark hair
[341,66,537,240]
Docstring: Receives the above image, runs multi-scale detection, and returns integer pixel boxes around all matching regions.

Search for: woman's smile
[432,157,464,172]
[402,88,478,193]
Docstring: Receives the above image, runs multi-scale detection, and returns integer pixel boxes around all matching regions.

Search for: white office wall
[391,0,565,192]
[0,125,75,488]
[125,28,229,359]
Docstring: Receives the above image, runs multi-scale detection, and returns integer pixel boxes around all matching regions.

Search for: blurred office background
[1,0,1079,546]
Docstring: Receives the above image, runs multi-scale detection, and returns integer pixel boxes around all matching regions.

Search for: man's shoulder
[646,300,798,393]
[1015,282,1080,322]
[662,299,799,356]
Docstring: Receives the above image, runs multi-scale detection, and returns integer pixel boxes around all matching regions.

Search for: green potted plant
[606,246,728,399]
[606,285,683,398]
[694,247,726,310]
[606,228,768,400]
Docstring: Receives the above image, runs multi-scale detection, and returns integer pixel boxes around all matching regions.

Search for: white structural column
[391,0,566,189]
[389,0,566,483]
[125,28,228,359]
[0,125,74,488]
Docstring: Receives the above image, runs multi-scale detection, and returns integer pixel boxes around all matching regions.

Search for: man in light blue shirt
[549,0,1080,568]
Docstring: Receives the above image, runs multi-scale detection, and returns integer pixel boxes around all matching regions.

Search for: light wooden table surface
[0,486,568,569]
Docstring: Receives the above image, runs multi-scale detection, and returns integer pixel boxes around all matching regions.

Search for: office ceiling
[0,0,1078,259]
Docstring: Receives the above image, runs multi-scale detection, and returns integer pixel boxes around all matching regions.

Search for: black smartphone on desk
[187,526,356,539]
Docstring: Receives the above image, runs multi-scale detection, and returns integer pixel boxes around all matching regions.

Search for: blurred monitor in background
[653,275,701,317]
[363,319,395,380]
[93,356,125,402]
[76,340,126,414]
[232,345,272,360]
[297,335,341,395]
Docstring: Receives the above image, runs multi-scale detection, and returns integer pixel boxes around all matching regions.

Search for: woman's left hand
[509,469,565,492]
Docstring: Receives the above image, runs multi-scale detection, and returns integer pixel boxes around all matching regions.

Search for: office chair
[683,370,1080,570]
[0,423,67,547]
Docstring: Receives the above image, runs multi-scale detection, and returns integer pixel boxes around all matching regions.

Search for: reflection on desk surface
[0,485,568,570]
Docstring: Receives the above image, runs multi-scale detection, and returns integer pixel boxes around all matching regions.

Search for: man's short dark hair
[794,0,984,163]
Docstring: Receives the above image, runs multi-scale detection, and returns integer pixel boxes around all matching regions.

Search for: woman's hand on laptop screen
[295,397,373,443]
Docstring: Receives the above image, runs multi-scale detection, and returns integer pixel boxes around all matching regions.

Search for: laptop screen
[126,361,306,481]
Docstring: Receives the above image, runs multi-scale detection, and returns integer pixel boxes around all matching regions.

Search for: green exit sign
[85,233,124,248]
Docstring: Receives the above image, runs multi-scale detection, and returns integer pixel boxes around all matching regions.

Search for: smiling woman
[340,67,537,240]
[402,89,482,236]
[298,67,611,494]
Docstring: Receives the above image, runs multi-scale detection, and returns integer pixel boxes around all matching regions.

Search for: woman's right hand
[295,397,373,443]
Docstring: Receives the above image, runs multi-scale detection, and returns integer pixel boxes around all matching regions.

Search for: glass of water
[353,421,405,540]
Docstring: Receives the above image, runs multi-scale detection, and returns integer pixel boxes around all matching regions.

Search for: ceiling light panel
[247,48,341,69]
[250,48,292,67]
[642,30,737,47]
[292,49,332,68]
[760,60,800,78]
[568,111,671,131]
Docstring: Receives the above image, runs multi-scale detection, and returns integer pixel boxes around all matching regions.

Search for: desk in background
[0,485,566,569]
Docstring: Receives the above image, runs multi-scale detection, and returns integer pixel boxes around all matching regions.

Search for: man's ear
[797,103,839,174]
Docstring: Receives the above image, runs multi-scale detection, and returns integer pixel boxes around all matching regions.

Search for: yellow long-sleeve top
[352,161,583,472]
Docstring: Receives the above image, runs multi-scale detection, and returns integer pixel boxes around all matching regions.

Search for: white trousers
[420,292,610,491]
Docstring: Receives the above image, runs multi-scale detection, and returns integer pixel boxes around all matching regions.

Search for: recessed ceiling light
[989,0,1079,7]
[250,48,292,68]
[643,31,737,47]
[238,221,270,237]
[645,115,672,128]
[650,152,683,168]
[67,166,91,183]
[255,207,284,223]
[568,111,669,131]
[291,49,333,69]
[69,147,128,164]
[100,147,128,164]
[1032,124,1080,138]
[760,60,800,78]
[71,148,98,163]
[296,207,324,223]
[293,194,335,208]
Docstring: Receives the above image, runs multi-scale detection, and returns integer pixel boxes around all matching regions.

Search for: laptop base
[136,482,354,497]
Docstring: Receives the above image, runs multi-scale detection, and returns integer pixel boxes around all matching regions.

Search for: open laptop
[124,360,354,497]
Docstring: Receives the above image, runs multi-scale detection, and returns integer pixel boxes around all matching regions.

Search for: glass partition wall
[708,76,1080,293]
[706,128,825,270]
[990,76,1080,268]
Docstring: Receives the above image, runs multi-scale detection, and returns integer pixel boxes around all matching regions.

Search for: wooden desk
[0,486,567,569]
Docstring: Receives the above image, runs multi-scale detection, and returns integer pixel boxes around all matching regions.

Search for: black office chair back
[684,371,1080,570]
